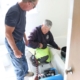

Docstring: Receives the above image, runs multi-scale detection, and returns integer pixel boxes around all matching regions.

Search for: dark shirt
[28,25,59,49]
[5,3,26,41]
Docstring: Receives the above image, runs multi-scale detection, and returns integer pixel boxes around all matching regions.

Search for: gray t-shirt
[5,3,26,41]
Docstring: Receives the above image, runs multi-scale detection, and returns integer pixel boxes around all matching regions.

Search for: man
[5,0,38,80]
[28,19,60,64]
[28,19,60,50]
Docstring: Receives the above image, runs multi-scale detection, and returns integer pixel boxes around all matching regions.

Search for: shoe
[26,72,34,77]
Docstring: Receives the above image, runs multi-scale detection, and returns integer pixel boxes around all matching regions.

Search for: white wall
[26,0,69,37]
[0,17,5,45]
[0,0,69,44]
[0,0,19,45]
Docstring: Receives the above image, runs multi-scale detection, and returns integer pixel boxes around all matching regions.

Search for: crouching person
[28,19,60,64]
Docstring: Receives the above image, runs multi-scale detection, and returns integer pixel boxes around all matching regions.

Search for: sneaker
[26,72,34,77]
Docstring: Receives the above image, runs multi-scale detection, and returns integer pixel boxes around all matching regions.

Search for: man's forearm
[24,33,27,41]
[6,33,18,52]
[51,42,59,49]
[28,40,40,48]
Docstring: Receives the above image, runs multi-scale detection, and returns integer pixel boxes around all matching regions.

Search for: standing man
[5,0,38,80]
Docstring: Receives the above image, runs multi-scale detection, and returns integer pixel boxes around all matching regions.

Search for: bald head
[19,0,38,11]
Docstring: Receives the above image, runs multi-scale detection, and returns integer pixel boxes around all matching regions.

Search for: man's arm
[24,33,28,45]
[5,25,22,58]
[28,29,43,48]
[49,32,60,50]
[5,9,23,58]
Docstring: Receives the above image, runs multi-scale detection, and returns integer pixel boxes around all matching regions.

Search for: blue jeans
[5,39,28,80]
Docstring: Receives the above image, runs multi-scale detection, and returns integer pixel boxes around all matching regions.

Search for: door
[65,0,80,80]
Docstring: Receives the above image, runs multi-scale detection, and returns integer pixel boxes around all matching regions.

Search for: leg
[5,39,28,80]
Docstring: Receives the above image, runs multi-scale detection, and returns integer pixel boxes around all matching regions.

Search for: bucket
[61,46,66,58]
[40,74,63,80]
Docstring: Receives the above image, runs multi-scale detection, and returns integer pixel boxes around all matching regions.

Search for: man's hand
[39,43,43,48]
[14,49,23,58]
[58,47,61,50]
[24,39,29,46]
